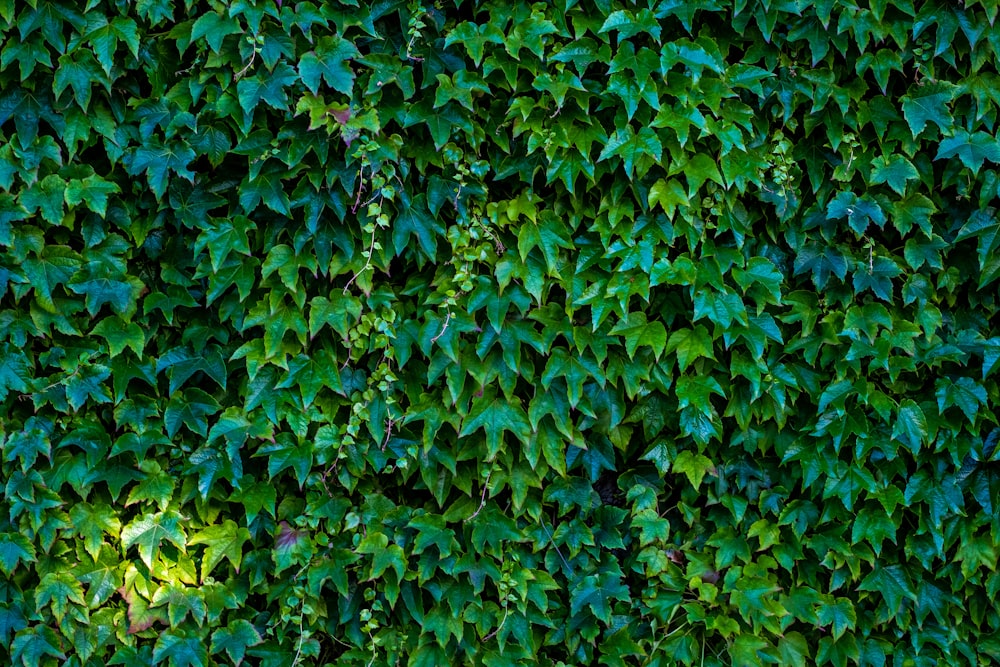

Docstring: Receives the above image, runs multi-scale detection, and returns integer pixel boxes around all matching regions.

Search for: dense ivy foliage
[2,0,1000,664]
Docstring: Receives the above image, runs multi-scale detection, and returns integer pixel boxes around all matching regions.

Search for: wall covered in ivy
[2,0,1000,665]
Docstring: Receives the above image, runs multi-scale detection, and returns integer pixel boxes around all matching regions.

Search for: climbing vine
[2,1,1000,666]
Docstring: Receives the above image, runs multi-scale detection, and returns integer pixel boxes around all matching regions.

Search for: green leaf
[76,545,123,608]
[599,9,662,40]
[435,70,491,111]
[647,178,689,218]
[164,388,222,438]
[20,174,66,224]
[11,626,66,666]
[125,138,196,199]
[816,598,856,641]
[211,620,263,667]
[609,312,667,360]
[189,11,242,54]
[569,569,630,624]
[65,173,120,217]
[69,502,122,561]
[733,257,783,302]
[121,510,188,569]
[0,344,31,401]
[679,153,724,196]
[393,194,444,258]
[194,216,255,273]
[869,154,919,194]
[444,21,505,67]
[34,571,86,623]
[236,62,298,115]
[900,81,954,136]
[597,126,663,178]
[189,520,251,582]
[299,36,360,95]
[92,316,145,358]
[672,450,715,490]
[892,399,927,454]
[151,583,207,627]
[665,325,715,371]
[730,634,770,667]
[540,347,603,408]
[0,533,35,577]
[936,376,987,424]
[778,632,811,667]
[936,129,1000,173]
[850,505,897,555]
[65,363,112,411]
[153,629,208,667]
[460,388,532,460]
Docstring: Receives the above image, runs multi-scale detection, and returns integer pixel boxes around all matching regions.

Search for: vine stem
[466,468,492,521]
[483,602,510,642]
[430,310,451,343]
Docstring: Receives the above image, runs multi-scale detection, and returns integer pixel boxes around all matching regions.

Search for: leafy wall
[2,0,1000,665]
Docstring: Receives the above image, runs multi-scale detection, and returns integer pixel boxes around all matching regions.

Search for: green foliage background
[2,0,1000,665]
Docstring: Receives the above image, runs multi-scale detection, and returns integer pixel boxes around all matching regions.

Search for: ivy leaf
[666,325,715,371]
[299,36,360,95]
[647,178,689,218]
[857,564,917,613]
[125,138,196,200]
[156,345,228,394]
[444,21,505,67]
[679,153,724,196]
[211,619,263,667]
[816,598,856,641]
[569,569,630,624]
[599,9,662,41]
[733,257,784,302]
[597,126,663,178]
[393,193,443,258]
[164,388,222,438]
[850,506,896,556]
[730,634,771,666]
[11,626,66,666]
[65,363,112,411]
[121,510,188,570]
[76,545,123,608]
[936,376,987,424]
[460,388,533,460]
[91,316,145,358]
[609,312,667,359]
[20,174,66,225]
[435,70,491,110]
[900,81,955,136]
[236,62,299,115]
[540,347,603,408]
[0,533,36,576]
[0,343,32,401]
[869,154,919,194]
[153,629,209,667]
[852,257,901,301]
[936,129,1000,173]
[671,450,716,490]
[189,520,251,582]
[150,583,207,627]
[69,502,122,561]
[65,173,120,217]
[189,11,242,54]
[34,571,86,623]
[827,191,886,235]
[892,399,927,454]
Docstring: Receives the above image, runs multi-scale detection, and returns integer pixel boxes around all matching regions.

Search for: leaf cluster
[2,0,1000,666]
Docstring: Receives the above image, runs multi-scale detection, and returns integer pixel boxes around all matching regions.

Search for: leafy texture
[0,1,998,666]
